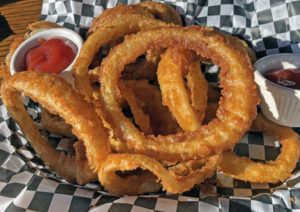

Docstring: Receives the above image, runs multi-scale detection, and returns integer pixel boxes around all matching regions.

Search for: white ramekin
[9,28,83,87]
[254,53,300,127]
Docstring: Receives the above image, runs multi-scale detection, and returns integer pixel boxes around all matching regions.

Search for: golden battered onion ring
[99,26,259,162]
[86,2,181,81]
[73,14,168,100]
[100,165,162,195]
[1,71,110,183]
[99,153,221,195]
[187,62,208,117]
[218,114,300,183]
[157,48,208,131]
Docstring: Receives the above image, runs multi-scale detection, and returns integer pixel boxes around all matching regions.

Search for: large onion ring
[86,2,181,81]
[99,26,259,162]
[72,14,168,100]
[218,114,300,183]
[1,71,110,183]
[157,47,208,131]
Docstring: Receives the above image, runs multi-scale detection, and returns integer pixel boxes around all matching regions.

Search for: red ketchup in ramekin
[263,69,300,90]
[24,38,77,74]
[10,28,83,87]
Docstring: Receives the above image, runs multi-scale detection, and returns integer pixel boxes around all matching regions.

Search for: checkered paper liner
[1,0,300,211]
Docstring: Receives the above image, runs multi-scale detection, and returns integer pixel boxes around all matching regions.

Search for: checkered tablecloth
[1,0,300,211]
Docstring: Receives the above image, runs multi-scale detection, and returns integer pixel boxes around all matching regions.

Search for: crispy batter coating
[1,71,110,183]
[86,2,182,81]
[218,114,300,183]
[99,26,259,162]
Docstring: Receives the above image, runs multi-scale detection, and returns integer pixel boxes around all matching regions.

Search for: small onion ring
[99,26,259,162]
[218,114,300,183]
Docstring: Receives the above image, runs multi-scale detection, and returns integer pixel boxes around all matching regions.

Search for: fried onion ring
[99,153,221,195]
[86,2,182,81]
[73,14,168,100]
[218,114,300,183]
[1,71,110,183]
[99,26,259,162]
[157,48,208,131]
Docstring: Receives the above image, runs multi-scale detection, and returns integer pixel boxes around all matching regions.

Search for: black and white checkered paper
[1,0,300,211]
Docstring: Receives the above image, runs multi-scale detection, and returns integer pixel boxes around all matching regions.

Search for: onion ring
[157,47,208,131]
[1,71,110,183]
[99,153,221,195]
[99,26,259,162]
[86,2,182,81]
[72,14,168,100]
[218,114,300,183]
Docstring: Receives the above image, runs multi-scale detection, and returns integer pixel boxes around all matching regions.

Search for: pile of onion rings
[1,1,299,196]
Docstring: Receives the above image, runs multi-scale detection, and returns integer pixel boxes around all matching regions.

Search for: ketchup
[25,38,77,74]
[263,69,300,89]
